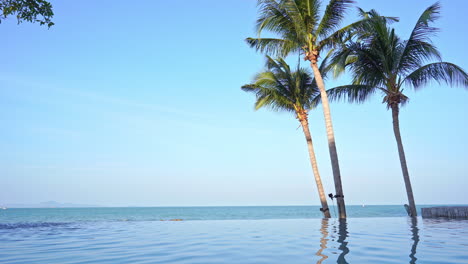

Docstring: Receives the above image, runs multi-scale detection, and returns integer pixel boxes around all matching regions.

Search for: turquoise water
[1,206,468,263]
[0,205,434,223]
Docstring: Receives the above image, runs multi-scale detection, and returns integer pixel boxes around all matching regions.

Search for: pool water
[1,216,467,263]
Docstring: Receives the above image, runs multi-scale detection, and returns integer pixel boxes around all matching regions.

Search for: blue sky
[1,0,467,206]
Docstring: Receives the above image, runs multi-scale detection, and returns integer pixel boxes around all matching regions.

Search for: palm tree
[246,0,368,218]
[242,56,331,218]
[326,3,468,217]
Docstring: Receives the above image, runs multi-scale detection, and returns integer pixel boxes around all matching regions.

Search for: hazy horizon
[3,201,468,209]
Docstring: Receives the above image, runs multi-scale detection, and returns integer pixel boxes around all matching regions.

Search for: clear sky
[1,0,467,206]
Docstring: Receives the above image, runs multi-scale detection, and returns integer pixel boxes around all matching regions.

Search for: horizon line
[3,203,467,209]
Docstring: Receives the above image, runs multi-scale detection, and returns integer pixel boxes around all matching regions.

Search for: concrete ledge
[422,206,468,219]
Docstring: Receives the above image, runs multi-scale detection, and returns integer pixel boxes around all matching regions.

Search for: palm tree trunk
[311,61,347,218]
[391,104,417,217]
[299,115,331,218]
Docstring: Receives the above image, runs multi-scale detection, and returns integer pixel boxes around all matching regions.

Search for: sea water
[0,205,435,223]
[1,206,467,263]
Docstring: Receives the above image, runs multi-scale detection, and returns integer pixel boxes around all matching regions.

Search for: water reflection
[408,217,420,264]
[315,219,349,264]
[315,218,329,263]
[336,219,349,264]
[314,218,421,264]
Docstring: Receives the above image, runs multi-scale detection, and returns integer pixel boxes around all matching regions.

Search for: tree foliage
[242,55,334,114]
[242,56,319,114]
[246,0,356,61]
[246,0,397,64]
[325,2,468,218]
[327,3,468,107]
[0,0,54,27]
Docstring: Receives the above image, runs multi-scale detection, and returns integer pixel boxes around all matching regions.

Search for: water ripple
[0,218,468,263]
[0,222,70,230]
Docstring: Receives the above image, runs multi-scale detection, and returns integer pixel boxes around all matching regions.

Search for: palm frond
[246,37,300,57]
[318,9,398,50]
[356,8,399,23]
[300,0,321,27]
[256,0,292,35]
[316,0,355,39]
[242,56,320,113]
[348,43,389,88]
[325,84,376,103]
[397,2,441,72]
[327,47,354,79]
[252,0,307,57]
[281,0,310,39]
[403,62,468,89]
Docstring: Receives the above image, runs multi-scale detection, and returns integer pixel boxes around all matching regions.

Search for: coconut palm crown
[242,56,332,218]
[247,0,358,59]
[242,57,319,114]
[326,3,468,216]
[246,0,376,218]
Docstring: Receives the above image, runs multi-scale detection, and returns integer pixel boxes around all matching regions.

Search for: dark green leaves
[403,62,468,89]
[245,37,299,57]
[0,0,54,28]
[247,0,356,58]
[316,0,354,39]
[242,56,319,113]
[322,84,376,104]
[397,2,441,74]
[328,2,468,108]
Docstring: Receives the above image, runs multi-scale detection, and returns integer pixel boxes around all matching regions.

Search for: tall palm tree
[327,3,468,217]
[242,56,331,218]
[246,0,367,218]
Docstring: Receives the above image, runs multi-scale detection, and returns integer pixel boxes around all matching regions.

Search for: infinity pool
[1,217,467,263]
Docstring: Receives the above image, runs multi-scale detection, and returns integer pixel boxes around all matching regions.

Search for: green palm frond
[403,62,468,89]
[300,0,321,27]
[246,38,300,57]
[256,0,290,35]
[348,44,388,88]
[328,2,468,109]
[324,84,377,103]
[281,0,310,37]
[397,2,442,73]
[253,0,305,56]
[248,0,359,61]
[316,0,355,39]
[318,9,398,51]
[328,10,400,87]
[242,56,320,113]
[248,0,400,78]
[327,47,353,78]
[356,8,399,23]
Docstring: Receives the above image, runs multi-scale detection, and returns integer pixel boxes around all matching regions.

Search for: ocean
[1,206,467,263]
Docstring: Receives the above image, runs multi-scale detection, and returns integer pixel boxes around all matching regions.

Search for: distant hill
[2,201,100,208]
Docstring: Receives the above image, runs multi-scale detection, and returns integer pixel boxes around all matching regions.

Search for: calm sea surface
[1,206,467,263]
